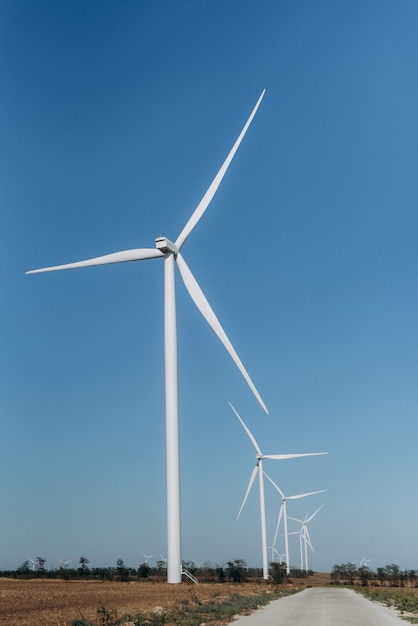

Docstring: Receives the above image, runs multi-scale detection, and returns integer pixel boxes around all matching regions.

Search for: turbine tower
[230,402,327,580]
[26,92,268,583]
[264,472,325,574]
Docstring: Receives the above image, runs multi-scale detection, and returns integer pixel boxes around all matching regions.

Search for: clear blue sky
[1,0,417,573]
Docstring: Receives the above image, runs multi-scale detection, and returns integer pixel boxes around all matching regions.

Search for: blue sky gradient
[1,1,418,572]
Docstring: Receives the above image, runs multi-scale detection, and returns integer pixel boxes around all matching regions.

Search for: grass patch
[355,586,418,623]
[71,588,297,626]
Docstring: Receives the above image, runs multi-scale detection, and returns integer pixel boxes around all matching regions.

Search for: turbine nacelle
[155,237,179,255]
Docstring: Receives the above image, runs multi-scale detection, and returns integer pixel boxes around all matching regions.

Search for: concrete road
[231,587,406,625]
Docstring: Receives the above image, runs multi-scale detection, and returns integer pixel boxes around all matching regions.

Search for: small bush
[97,604,115,626]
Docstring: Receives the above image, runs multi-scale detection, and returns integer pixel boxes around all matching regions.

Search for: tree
[330,563,357,585]
[116,558,128,581]
[182,560,197,574]
[330,564,343,584]
[216,566,225,583]
[270,561,287,584]
[79,556,90,577]
[36,557,46,574]
[17,560,30,575]
[358,566,372,586]
[227,559,247,583]
[385,564,400,587]
[138,562,151,579]
[345,562,357,585]
[377,567,387,586]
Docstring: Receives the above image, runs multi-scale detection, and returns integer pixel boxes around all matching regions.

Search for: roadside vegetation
[331,563,418,624]
[355,587,418,624]
[70,588,297,626]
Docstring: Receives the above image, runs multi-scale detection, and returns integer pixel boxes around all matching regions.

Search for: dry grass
[0,572,331,625]
[0,578,282,626]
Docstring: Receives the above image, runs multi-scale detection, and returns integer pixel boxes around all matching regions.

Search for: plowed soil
[0,579,274,626]
[0,574,331,625]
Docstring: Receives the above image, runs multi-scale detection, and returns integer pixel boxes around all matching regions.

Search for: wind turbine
[264,471,325,574]
[288,525,307,570]
[140,551,154,565]
[26,92,268,584]
[58,558,72,569]
[230,402,327,580]
[268,544,285,564]
[159,552,167,563]
[26,556,37,572]
[289,504,323,572]
[355,555,373,568]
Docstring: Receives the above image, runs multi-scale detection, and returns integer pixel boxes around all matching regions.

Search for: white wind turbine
[229,402,327,580]
[267,544,285,564]
[58,558,72,569]
[26,92,268,584]
[26,556,37,572]
[140,551,154,565]
[264,472,325,574]
[289,504,324,572]
[288,525,307,570]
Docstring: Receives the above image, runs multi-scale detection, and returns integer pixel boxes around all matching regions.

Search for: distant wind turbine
[26,92,268,583]
[58,559,72,569]
[264,472,326,574]
[355,555,373,568]
[267,544,285,564]
[26,556,37,572]
[289,504,324,572]
[140,551,154,565]
[288,526,307,570]
[230,402,327,580]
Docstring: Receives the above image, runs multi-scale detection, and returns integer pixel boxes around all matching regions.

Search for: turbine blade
[305,528,314,550]
[287,489,326,501]
[263,471,285,498]
[237,465,258,519]
[25,248,164,274]
[306,504,324,523]
[263,452,327,460]
[273,505,284,545]
[176,253,268,413]
[228,402,262,455]
[175,90,265,250]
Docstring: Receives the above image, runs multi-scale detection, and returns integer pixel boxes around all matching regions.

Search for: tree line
[0,557,308,584]
[331,563,418,587]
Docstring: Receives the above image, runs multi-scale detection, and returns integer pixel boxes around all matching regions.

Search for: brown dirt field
[0,575,331,625]
[304,572,331,586]
[0,579,275,626]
